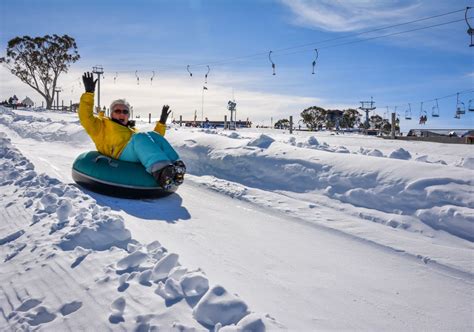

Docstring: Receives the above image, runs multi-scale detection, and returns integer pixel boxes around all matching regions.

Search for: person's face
[111,105,130,125]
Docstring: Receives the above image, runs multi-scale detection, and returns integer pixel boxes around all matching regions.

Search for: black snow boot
[153,165,176,190]
[173,160,186,185]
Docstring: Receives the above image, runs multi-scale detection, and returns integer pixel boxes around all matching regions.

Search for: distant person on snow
[203,117,210,128]
[11,95,18,109]
[79,72,186,189]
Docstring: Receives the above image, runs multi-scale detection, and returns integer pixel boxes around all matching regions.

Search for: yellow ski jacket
[78,92,166,159]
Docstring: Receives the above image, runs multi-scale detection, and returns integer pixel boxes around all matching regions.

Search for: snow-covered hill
[1,106,473,331]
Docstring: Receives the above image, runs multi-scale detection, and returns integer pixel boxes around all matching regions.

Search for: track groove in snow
[0,134,274,331]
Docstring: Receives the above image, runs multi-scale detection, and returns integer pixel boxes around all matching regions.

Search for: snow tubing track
[72,151,177,198]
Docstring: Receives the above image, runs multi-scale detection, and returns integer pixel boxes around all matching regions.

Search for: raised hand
[159,105,172,124]
[82,72,97,93]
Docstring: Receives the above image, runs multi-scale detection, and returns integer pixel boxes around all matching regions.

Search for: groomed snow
[0,106,473,331]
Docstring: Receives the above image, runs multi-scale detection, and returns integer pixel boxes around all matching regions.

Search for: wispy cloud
[278,0,472,52]
[279,0,423,32]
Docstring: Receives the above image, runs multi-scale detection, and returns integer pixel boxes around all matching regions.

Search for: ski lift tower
[92,66,104,109]
[359,97,376,130]
[54,87,61,111]
[227,100,237,130]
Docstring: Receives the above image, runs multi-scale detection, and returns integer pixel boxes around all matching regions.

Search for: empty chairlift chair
[405,103,412,120]
[432,99,440,117]
[468,99,474,112]
[466,7,474,47]
[456,93,466,115]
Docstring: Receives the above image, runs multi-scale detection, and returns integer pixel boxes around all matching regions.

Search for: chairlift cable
[381,89,474,110]
[187,8,467,68]
[274,8,467,54]
[72,12,470,77]
[319,17,470,50]
[183,15,470,71]
[54,10,472,91]
[186,15,469,69]
[280,17,470,58]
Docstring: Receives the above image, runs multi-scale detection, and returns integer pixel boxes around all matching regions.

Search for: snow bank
[169,129,474,243]
[0,107,87,142]
[456,157,474,170]
[247,134,275,149]
[388,148,412,160]
[193,285,249,326]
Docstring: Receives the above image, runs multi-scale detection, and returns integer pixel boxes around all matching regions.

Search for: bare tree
[0,34,80,109]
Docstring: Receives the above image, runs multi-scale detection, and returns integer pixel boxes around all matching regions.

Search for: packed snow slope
[0,106,473,331]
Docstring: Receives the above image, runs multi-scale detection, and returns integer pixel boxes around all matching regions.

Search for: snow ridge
[172,131,474,242]
[0,107,87,142]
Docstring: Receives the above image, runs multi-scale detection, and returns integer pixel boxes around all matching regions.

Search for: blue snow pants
[118,131,180,173]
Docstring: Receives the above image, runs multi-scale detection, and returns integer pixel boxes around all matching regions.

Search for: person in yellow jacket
[79,72,185,189]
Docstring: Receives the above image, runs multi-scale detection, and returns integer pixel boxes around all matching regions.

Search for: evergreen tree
[341,108,361,128]
[300,106,326,130]
[274,119,290,129]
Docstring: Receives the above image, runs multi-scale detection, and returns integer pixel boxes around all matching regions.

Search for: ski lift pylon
[312,49,319,75]
[465,7,474,47]
[432,99,440,117]
[268,51,276,75]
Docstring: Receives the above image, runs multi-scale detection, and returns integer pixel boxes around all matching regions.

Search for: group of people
[419,115,428,124]
[79,72,186,189]
[1,95,19,109]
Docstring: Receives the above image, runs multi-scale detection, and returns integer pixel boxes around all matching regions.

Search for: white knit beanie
[110,99,131,112]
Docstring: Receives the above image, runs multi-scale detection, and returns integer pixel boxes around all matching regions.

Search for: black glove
[159,105,171,124]
[82,72,97,93]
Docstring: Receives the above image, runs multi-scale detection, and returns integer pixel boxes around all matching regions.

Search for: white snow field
[0,105,473,331]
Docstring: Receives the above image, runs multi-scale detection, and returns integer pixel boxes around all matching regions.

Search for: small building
[22,97,34,107]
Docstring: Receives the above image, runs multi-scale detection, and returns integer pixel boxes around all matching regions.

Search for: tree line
[275,106,399,133]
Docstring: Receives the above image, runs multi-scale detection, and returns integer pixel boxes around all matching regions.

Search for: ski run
[0,106,473,331]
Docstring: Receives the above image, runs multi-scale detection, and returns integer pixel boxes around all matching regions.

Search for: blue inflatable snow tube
[72,151,177,198]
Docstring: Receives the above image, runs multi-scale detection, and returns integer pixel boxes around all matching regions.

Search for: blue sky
[1,0,473,131]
